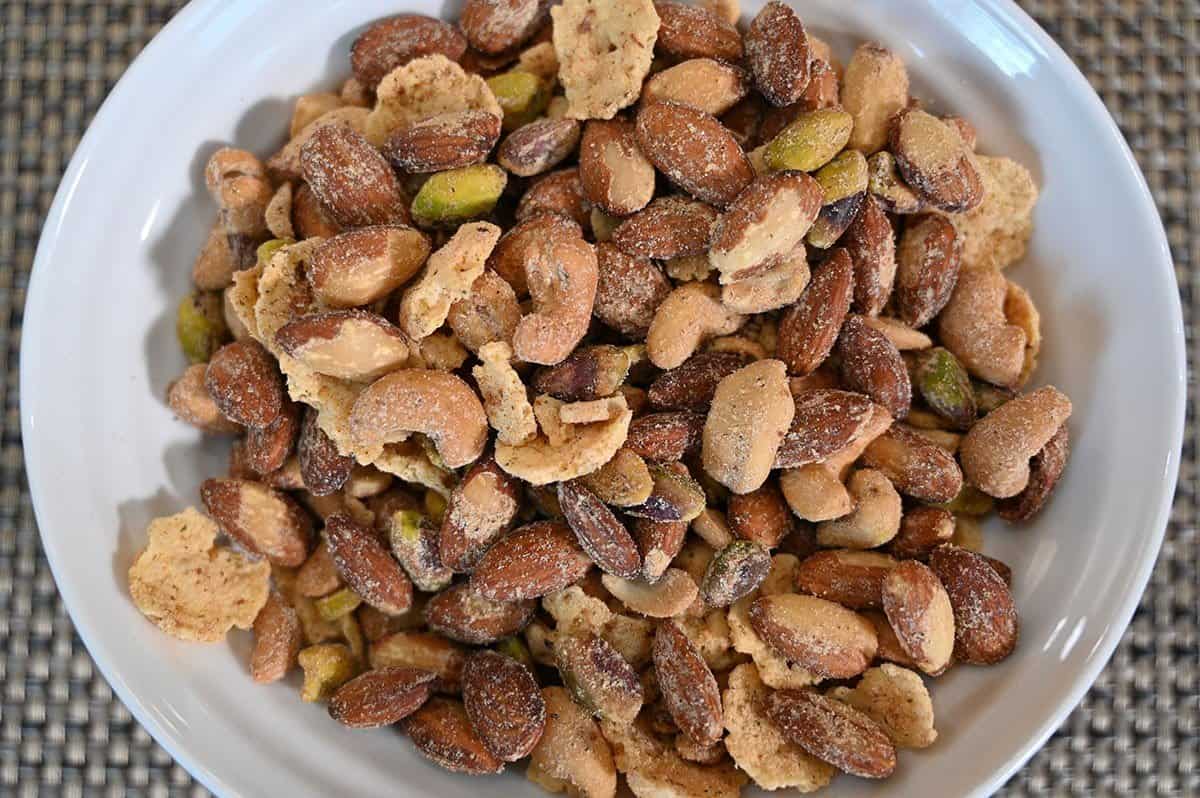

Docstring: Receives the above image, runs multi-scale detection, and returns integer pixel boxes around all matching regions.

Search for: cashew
[647,282,746,370]
[937,268,1027,387]
[512,228,599,365]
[960,386,1072,498]
[779,465,853,522]
[528,687,617,798]
[702,360,795,495]
[264,182,295,240]
[399,222,502,341]
[205,147,273,268]
[348,369,488,469]
[601,568,699,618]
[816,469,902,548]
[495,395,632,485]
[1004,279,1042,387]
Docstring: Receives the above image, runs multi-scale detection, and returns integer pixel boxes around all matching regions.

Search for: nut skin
[250,592,302,683]
[243,399,300,475]
[997,422,1070,522]
[774,389,876,470]
[592,243,673,339]
[424,582,535,645]
[699,540,771,607]
[498,118,581,177]
[558,481,643,579]
[894,214,962,328]
[776,248,854,376]
[516,168,591,229]
[556,632,644,724]
[462,650,546,761]
[308,225,431,309]
[861,424,964,504]
[625,412,706,463]
[470,521,593,601]
[205,340,285,428]
[765,689,897,779]
[709,171,824,284]
[403,697,505,775]
[889,506,955,560]
[300,125,409,229]
[384,109,502,173]
[654,1,744,63]
[351,14,467,89]
[439,455,521,572]
[611,196,720,261]
[532,345,631,403]
[653,620,724,746]
[835,315,912,420]
[744,1,811,107]
[325,512,414,616]
[275,309,410,383]
[635,102,754,208]
[726,482,794,547]
[200,478,313,567]
[460,0,547,55]
[328,667,437,728]
[881,559,955,675]
[929,544,1019,665]
[843,195,897,317]
[647,351,753,412]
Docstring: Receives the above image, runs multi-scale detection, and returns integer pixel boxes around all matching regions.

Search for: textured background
[0,0,1196,795]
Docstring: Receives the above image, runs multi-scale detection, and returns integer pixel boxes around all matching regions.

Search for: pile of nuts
[138,0,1073,793]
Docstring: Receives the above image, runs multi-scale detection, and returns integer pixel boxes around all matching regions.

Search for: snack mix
[135,0,1072,792]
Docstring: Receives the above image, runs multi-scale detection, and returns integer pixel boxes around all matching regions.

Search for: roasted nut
[913,347,977,430]
[471,521,593,601]
[776,248,854,376]
[648,351,753,412]
[709,171,823,284]
[828,663,937,749]
[635,101,754,207]
[654,1,743,62]
[960,385,1072,498]
[889,107,984,213]
[634,518,688,581]
[205,340,285,428]
[612,196,719,261]
[726,482,793,546]
[410,164,507,228]
[242,399,299,475]
[805,192,865,250]
[929,544,1018,664]
[641,58,750,116]
[816,469,902,549]
[306,225,430,308]
[487,70,551,131]
[462,0,547,54]
[889,506,955,560]
[326,512,414,615]
[559,481,642,579]
[495,395,632,485]
[843,195,897,316]
[176,290,229,364]
[591,243,672,339]
[533,345,631,402]
[762,108,853,173]
[511,225,599,365]
[462,650,547,761]
[647,282,745,370]
[404,697,505,775]
[813,150,869,207]
[550,0,659,121]
[794,549,897,610]
[744,2,810,107]
[276,310,409,382]
[370,631,467,691]
[489,212,582,295]
[498,118,581,176]
[556,631,644,723]
[862,424,963,503]
[527,686,617,798]
[1004,280,1042,387]
[201,478,313,566]
[350,369,488,469]
[301,125,409,229]
[835,315,912,420]
[700,541,771,607]
[894,214,962,327]
[765,689,896,779]
[192,224,236,291]
[579,119,656,216]
[166,364,241,434]
[997,422,1069,522]
[437,456,520,572]
[778,465,852,523]
[328,666,436,728]
[447,270,521,353]
[775,389,876,469]
[748,593,876,679]
[205,148,273,268]
[625,412,705,462]
[841,43,909,154]
[937,268,1028,387]
[250,592,302,683]
[654,620,724,745]
[580,449,654,508]
[386,510,453,592]
[298,643,360,702]
[400,221,501,340]
[867,150,923,214]
[626,463,706,523]
[702,359,794,494]
[602,568,698,617]
[881,559,955,675]
[350,14,467,89]
[384,110,502,173]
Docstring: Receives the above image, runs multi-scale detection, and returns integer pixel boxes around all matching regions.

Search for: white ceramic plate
[21,0,1184,795]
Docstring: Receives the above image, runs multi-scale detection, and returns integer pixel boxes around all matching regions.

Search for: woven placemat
[1,0,1196,794]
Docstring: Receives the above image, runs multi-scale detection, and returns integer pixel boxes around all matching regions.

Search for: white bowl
[20,0,1184,795]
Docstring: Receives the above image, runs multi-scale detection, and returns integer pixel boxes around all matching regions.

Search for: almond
[370,631,466,691]
[205,340,285,428]
[593,243,673,338]
[634,518,687,581]
[765,689,896,779]
[579,119,657,216]
[296,540,342,597]
[498,118,582,177]
[325,512,414,615]
[647,351,753,412]
[309,225,431,308]
[748,593,877,679]
[861,424,963,503]
[776,248,854,376]
[559,481,642,579]
[403,697,505,774]
[726,482,793,547]
[889,107,984,213]
[700,540,771,607]
[611,196,720,261]
[328,666,437,728]
[439,456,521,571]
[798,59,840,111]
[835,314,912,420]
[423,581,535,644]
[653,620,723,745]
[654,2,743,62]
[243,399,299,475]
[470,521,593,601]
[929,544,1018,664]
[625,412,706,462]
[881,559,955,674]
[166,364,242,434]
[774,389,877,469]
[384,110,502,173]
[488,212,583,295]
[709,171,824,283]
[462,650,547,761]
[351,15,467,89]
[276,310,409,382]
[635,102,754,208]
[295,407,354,496]
[795,549,898,610]
[300,125,409,229]
[460,0,547,55]
[556,632,644,723]
[744,1,811,107]
[996,422,1069,522]
[889,506,955,560]
[250,591,302,683]
[721,95,765,147]
[894,214,962,327]
[843,195,897,316]
[532,345,632,402]
[641,58,751,116]
[515,168,591,229]
[200,478,313,566]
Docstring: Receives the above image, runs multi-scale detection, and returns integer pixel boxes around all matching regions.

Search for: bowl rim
[19,0,1185,796]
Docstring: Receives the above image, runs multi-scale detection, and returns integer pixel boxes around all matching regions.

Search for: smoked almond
[300,125,409,229]
[470,521,593,601]
[611,196,720,261]
[558,481,643,579]
[423,582,535,644]
[654,620,724,745]
[654,2,743,63]
[328,666,437,728]
[928,544,1018,664]
[351,15,467,89]
[309,225,431,308]
[200,478,313,567]
[894,214,962,328]
[889,107,984,213]
[205,340,285,428]
[744,1,810,107]
[709,171,823,284]
[325,512,414,615]
[765,689,896,779]
[403,697,505,775]
[462,650,546,761]
[748,593,877,679]
[776,248,854,376]
[384,109,502,173]
[881,559,955,675]
[579,119,657,216]
[794,549,898,610]
[835,314,912,420]
[635,102,754,208]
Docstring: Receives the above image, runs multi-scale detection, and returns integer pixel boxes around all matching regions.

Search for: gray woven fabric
[0,0,1195,795]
